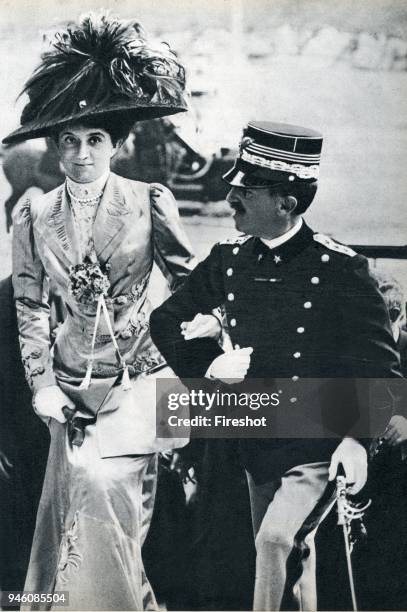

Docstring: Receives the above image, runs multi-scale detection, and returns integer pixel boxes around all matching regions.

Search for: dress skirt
[23,417,158,611]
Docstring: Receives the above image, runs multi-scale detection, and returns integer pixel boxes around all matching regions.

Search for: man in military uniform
[150,122,401,610]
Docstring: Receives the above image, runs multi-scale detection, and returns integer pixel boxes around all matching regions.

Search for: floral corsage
[68,258,131,392]
[68,257,110,303]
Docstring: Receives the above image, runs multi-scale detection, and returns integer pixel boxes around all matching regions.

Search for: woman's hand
[180,313,222,341]
[33,385,76,423]
[383,415,407,446]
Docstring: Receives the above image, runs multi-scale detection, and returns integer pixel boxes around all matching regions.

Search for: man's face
[56,125,118,183]
[226,186,287,238]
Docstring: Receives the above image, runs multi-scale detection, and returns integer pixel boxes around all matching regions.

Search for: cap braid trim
[241,150,319,179]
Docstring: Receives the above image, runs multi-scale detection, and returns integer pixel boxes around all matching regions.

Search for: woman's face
[56,125,119,183]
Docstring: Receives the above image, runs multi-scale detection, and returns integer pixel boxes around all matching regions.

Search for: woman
[4,13,219,610]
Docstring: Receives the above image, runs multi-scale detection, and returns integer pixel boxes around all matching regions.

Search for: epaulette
[313,233,356,257]
[218,234,251,246]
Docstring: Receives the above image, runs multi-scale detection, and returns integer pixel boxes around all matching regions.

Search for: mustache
[229,201,246,214]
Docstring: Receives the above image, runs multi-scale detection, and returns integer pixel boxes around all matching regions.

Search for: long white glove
[33,385,75,423]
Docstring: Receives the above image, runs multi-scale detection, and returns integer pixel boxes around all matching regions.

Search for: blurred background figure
[359,271,407,611]
[375,272,407,374]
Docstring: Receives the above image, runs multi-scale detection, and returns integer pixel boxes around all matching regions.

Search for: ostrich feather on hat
[3,12,188,144]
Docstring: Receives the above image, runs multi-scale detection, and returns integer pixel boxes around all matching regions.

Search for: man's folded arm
[150,244,226,379]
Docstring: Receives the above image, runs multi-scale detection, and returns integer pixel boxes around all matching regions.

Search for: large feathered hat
[3,12,188,144]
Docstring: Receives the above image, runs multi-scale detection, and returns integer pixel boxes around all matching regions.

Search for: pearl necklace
[66,184,103,204]
[66,170,109,203]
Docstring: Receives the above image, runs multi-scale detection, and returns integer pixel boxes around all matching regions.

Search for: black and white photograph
[0,0,406,610]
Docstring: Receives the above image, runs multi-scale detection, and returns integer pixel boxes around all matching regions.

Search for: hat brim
[2,99,188,145]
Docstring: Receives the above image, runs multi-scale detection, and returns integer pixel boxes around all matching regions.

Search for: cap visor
[222,166,247,187]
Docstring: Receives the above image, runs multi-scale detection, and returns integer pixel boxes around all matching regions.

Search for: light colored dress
[13,172,195,610]
[25,421,159,611]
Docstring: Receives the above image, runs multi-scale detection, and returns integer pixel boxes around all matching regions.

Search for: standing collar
[253,220,314,263]
[66,170,110,200]
[260,218,303,250]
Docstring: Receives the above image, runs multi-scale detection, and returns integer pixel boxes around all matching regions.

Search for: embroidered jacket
[12,172,196,394]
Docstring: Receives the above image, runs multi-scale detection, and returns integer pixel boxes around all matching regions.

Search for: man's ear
[280,195,298,215]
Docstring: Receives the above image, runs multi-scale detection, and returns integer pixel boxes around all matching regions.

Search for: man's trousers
[247,462,335,611]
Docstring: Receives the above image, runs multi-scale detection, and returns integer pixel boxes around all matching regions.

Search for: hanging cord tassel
[80,294,133,391]
[79,295,103,390]
[100,295,132,391]
[121,362,132,391]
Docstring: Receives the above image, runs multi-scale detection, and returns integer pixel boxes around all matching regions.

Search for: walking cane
[336,475,371,612]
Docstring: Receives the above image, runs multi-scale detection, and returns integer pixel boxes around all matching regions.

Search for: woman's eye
[62,136,76,145]
[89,136,103,145]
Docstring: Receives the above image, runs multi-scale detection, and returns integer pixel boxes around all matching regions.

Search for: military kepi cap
[223,121,323,187]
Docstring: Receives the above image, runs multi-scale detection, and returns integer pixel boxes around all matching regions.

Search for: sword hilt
[336,475,348,525]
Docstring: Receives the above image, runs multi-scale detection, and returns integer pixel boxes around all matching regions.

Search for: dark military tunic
[150,222,401,484]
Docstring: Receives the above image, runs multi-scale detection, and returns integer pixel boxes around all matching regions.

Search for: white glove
[328,437,368,495]
[180,312,222,341]
[33,385,75,423]
[207,347,253,384]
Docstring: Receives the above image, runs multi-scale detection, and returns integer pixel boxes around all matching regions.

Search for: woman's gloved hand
[33,385,75,423]
[180,312,222,341]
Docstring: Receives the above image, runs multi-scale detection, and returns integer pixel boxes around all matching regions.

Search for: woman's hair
[52,114,135,146]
